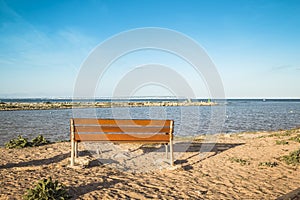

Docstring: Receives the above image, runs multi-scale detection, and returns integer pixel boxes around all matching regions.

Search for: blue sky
[0,0,300,98]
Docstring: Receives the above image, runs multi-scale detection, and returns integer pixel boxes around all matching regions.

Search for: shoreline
[1,128,299,199]
[0,101,217,111]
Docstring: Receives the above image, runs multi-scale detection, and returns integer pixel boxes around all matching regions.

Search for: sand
[1,129,300,199]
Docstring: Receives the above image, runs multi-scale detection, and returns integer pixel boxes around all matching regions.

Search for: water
[0,99,300,146]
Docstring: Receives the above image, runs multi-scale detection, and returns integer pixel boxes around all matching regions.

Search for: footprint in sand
[113,152,130,159]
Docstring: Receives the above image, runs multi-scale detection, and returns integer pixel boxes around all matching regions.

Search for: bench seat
[70,118,174,166]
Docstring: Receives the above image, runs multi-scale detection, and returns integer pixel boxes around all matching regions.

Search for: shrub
[281,149,300,165]
[5,135,49,149]
[24,177,70,200]
[31,135,49,147]
[5,135,29,149]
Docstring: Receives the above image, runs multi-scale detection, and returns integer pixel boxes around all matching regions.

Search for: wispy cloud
[271,65,299,72]
[0,0,99,97]
[0,0,97,71]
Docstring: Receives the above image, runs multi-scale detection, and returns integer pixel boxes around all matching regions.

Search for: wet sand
[0,129,299,199]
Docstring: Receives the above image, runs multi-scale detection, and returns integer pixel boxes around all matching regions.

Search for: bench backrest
[70,118,174,143]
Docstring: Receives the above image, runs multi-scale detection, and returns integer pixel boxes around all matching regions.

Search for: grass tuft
[259,161,278,167]
[275,140,289,145]
[281,149,300,166]
[289,134,300,143]
[229,157,250,166]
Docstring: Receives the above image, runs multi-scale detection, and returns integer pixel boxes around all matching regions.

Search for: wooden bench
[70,118,174,166]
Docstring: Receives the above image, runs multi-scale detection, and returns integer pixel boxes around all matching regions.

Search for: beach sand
[1,129,300,199]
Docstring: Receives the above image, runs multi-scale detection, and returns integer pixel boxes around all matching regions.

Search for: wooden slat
[74,126,171,133]
[72,118,172,126]
[74,133,170,142]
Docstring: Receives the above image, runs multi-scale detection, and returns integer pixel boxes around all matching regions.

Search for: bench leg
[170,139,174,166]
[165,144,168,159]
[71,138,75,166]
[75,141,78,158]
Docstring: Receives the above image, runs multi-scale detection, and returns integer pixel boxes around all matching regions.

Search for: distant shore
[0,101,217,111]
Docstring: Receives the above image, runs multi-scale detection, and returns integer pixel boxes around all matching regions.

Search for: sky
[0,0,300,98]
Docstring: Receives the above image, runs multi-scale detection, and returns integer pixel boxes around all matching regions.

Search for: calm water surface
[0,99,299,146]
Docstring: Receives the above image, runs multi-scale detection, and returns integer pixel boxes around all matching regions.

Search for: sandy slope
[1,129,300,199]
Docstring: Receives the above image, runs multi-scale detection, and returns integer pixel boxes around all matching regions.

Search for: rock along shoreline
[0,101,217,111]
